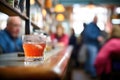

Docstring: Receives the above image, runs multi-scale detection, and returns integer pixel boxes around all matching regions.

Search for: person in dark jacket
[82,16,104,78]
[0,16,23,53]
[78,23,87,65]
[69,28,76,47]
[81,23,87,36]
[69,28,80,67]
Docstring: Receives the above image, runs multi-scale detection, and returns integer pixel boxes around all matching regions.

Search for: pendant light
[54,0,65,13]
[56,14,64,21]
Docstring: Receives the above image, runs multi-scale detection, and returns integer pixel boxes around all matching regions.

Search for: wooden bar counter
[0,46,73,80]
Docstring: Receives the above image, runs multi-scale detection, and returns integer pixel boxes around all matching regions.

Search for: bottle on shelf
[6,0,14,7]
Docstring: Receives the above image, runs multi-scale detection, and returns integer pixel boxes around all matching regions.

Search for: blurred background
[0,0,120,80]
[0,0,120,36]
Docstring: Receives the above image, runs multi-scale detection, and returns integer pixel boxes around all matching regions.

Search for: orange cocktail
[23,43,46,57]
[22,35,46,61]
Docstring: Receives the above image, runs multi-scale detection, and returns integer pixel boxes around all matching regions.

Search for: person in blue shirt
[0,16,23,54]
[82,16,104,78]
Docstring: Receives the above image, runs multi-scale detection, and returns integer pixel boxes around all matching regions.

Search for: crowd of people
[69,16,120,80]
[0,16,120,80]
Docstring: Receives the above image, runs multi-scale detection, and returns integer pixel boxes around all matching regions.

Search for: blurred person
[69,28,76,47]
[82,16,104,78]
[78,23,88,66]
[69,28,79,67]
[81,23,87,37]
[51,24,69,47]
[80,23,87,46]
[95,26,120,79]
[0,16,23,53]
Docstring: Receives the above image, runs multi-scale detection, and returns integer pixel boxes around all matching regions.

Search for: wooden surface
[0,46,73,80]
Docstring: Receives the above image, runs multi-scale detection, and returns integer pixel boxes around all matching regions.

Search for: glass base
[24,60,44,66]
[25,57,44,62]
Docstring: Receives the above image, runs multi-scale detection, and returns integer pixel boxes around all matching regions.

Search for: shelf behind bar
[0,0,29,20]
[31,21,40,29]
[0,1,40,30]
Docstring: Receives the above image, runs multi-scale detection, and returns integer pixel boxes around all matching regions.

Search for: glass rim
[22,34,47,43]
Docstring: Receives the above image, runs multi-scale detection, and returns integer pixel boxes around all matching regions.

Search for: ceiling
[56,0,120,6]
